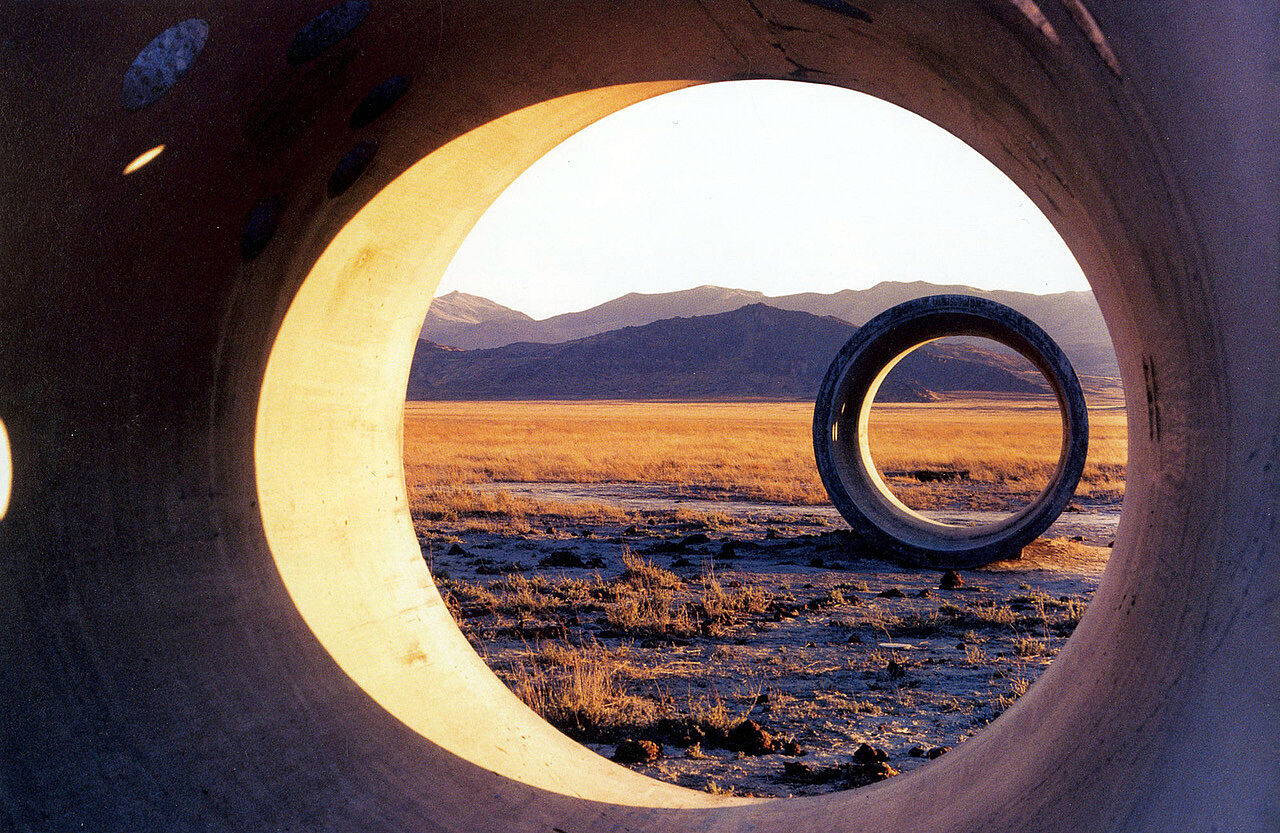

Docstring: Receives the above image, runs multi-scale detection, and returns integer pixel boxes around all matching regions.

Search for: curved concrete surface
[0,3,1275,831]
[813,295,1090,568]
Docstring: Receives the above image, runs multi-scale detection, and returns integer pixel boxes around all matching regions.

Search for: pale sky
[436,80,1088,320]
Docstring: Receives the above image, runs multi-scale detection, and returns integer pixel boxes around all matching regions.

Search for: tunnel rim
[813,294,1090,569]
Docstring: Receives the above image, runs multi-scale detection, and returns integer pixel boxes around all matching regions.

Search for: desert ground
[405,397,1126,796]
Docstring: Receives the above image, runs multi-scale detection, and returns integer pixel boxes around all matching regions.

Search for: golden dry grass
[867,396,1127,500]
[403,397,1127,514]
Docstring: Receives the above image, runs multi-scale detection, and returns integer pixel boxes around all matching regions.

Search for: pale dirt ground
[421,495,1114,797]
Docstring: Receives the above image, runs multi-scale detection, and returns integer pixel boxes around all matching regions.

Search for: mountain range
[407,303,1049,402]
[419,281,1118,380]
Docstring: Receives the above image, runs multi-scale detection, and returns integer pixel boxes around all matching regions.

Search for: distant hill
[419,281,1118,379]
[418,290,534,346]
[407,304,1048,401]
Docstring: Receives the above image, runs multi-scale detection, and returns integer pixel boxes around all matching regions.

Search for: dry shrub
[1014,637,1049,657]
[502,640,661,732]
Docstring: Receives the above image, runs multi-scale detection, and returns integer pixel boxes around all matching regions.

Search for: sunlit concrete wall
[0,2,1275,831]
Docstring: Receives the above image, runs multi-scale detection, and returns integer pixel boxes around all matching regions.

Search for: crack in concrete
[741,0,831,77]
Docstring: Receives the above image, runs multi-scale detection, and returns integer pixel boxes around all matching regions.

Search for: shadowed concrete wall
[0,2,1275,831]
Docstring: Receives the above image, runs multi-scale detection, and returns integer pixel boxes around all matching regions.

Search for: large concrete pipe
[0,2,1275,831]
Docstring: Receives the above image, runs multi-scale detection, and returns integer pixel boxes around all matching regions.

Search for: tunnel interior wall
[0,2,1276,831]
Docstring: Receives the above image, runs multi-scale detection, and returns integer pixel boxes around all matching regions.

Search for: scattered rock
[927,746,949,759]
[940,570,964,590]
[539,549,585,568]
[622,525,640,536]
[680,533,710,547]
[718,541,739,560]
[915,588,934,598]
[446,543,468,556]
[780,738,807,757]
[544,525,557,536]
[765,528,780,539]
[670,556,693,569]
[853,743,888,765]
[727,720,775,756]
[885,660,907,680]
[613,739,662,765]
[780,759,898,788]
[908,746,926,758]
[878,587,905,598]
[1070,535,1084,542]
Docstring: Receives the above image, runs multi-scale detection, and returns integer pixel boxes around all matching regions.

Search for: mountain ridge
[407,303,1049,402]
[421,281,1117,379]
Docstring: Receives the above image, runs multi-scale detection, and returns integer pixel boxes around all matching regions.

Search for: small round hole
[327,139,379,198]
[121,19,210,112]
[0,417,11,521]
[122,144,166,175]
[350,74,411,129]
[286,1,371,65]
[242,195,285,260]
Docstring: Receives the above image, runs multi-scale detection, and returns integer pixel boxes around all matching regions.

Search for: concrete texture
[813,295,1090,568]
[0,2,1275,831]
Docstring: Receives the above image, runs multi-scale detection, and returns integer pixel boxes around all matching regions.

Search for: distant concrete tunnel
[0,2,1275,831]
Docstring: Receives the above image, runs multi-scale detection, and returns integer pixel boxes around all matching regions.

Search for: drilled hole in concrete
[327,139,379,198]
[122,144,166,176]
[286,0,371,65]
[241,195,285,260]
[121,19,209,112]
[0,417,9,521]
[350,74,411,129]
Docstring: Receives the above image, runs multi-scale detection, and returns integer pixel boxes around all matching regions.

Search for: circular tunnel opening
[866,334,1124,531]
[398,80,1127,797]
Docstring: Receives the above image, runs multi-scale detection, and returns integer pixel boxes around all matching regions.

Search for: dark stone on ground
[780,759,899,788]
[539,549,585,568]
[727,720,776,756]
[719,541,739,559]
[909,746,926,757]
[623,525,640,536]
[853,743,889,765]
[447,542,467,556]
[940,570,964,590]
[928,746,949,759]
[878,587,905,598]
[681,533,710,546]
[613,739,662,764]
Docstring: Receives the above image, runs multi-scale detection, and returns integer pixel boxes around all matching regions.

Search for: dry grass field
[403,397,1126,524]
[406,396,1123,796]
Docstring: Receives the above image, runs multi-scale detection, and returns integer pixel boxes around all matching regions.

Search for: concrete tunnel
[0,2,1276,830]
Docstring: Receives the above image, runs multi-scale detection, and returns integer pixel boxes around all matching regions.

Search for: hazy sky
[436,80,1088,320]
